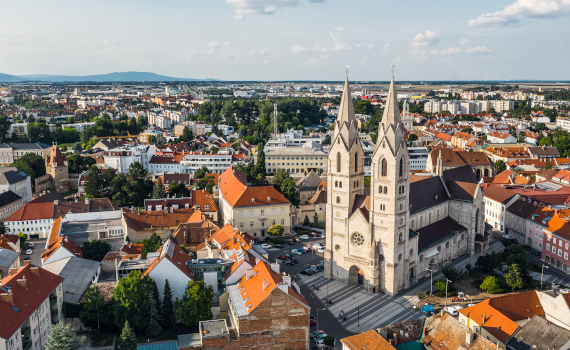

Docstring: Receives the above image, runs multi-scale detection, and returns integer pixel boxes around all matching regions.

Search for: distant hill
[0,71,216,82]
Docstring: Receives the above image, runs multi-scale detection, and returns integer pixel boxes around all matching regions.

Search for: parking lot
[263,235,326,277]
[22,238,46,267]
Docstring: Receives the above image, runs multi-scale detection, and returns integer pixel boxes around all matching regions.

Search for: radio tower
[274,103,278,136]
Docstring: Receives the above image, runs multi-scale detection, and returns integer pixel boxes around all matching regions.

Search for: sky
[0,0,569,81]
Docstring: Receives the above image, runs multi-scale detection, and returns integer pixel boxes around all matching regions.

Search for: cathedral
[324,76,488,296]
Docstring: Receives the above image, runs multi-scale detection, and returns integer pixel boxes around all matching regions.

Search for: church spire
[381,76,401,127]
[337,77,356,125]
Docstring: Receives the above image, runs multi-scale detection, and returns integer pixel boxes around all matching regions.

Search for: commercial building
[180,152,245,175]
[265,147,327,175]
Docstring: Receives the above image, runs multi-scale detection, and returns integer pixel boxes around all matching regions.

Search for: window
[281,219,284,225]
[281,208,284,215]
[381,159,387,177]
[384,186,388,194]
[240,223,243,228]
[272,209,275,216]
[339,181,342,188]
[547,243,550,250]
[205,205,209,210]
[250,211,253,217]
[250,222,254,227]
[554,237,557,244]
[565,252,569,260]
[399,158,403,177]
[355,152,358,172]
[559,249,563,257]
[261,210,265,216]
[240,211,243,218]
[336,152,341,172]
[336,196,340,203]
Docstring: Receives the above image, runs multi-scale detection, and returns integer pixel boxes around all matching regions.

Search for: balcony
[21,327,31,339]
[23,340,32,350]
[50,298,57,308]
[258,216,267,221]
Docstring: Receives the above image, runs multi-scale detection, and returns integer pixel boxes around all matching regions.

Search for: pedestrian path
[529,271,570,287]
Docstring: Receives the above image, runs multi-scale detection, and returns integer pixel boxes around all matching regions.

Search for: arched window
[336,152,341,173]
[428,213,431,224]
[339,181,342,188]
[384,186,388,194]
[420,216,424,227]
[398,187,401,195]
[381,159,387,177]
[402,185,405,193]
[335,181,338,187]
[399,233,403,242]
[357,180,359,187]
[336,196,340,203]
[399,158,403,177]
[378,186,382,193]
[437,210,439,220]
[475,209,479,233]
[355,153,358,172]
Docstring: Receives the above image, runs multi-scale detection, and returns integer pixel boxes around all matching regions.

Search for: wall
[64,210,122,223]
[43,247,75,266]
[538,292,570,330]
[35,174,54,195]
[148,259,191,301]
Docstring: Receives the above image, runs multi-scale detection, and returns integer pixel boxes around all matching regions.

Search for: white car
[321,234,326,238]
[299,235,309,240]
[310,330,326,339]
[28,242,35,248]
[316,338,335,348]
[260,243,272,249]
[26,249,33,255]
[466,304,476,307]
[443,306,458,316]
[316,246,325,253]
[453,306,463,312]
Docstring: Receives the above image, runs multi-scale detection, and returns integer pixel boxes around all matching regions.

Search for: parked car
[466,304,476,307]
[316,246,325,253]
[277,255,289,260]
[284,239,294,245]
[310,330,326,339]
[285,253,294,259]
[26,249,32,255]
[28,242,34,248]
[261,243,272,249]
[530,249,541,256]
[313,243,324,250]
[294,238,302,243]
[309,232,320,237]
[274,243,284,248]
[443,306,458,316]
[288,258,298,264]
[299,235,309,240]
[292,249,303,255]
[310,319,316,326]
[316,338,335,347]
[23,256,30,261]
[502,234,512,240]
[312,334,328,344]
[300,270,309,275]
[453,306,463,312]
[303,246,313,252]
[321,234,326,238]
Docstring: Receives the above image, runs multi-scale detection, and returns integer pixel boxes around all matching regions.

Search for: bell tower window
[399,158,403,177]
[336,152,341,172]
[381,159,387,177]
[355,153,358,172]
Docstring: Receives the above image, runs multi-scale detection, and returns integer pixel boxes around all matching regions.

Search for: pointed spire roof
[337,77,355,125]
[381,76,401,126]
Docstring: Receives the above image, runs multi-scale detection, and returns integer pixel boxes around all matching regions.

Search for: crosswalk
[296,241,506,333]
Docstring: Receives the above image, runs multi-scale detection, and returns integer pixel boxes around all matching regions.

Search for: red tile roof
[0,264,64,340]
[142,239,195,280]
[341,330,396,350]
[219,166,290,207]
[47,216,63,246]
[41,234,83,262]
[193,189,217,212]
[5,202,55,222]
[46,145,66,167]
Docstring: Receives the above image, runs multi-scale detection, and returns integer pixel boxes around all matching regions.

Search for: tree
[476,252,499,272]
[518,131,526,143]
[119,321,138,350]
[505,263,524,291]
[304,215,310,226]
[194,165,209,180]
[17,232,26,248]
[82,240,111,262]
[272,169,289,190]
[466,263,472,276]
[152,178,165,199]
[162,279,175,329]
[480,276,500,293]
[84,166,102,197]
[322,136,331,145]
[113,271,151,331]
[10,153,46,187]
[80,286,107,331]
[73,142,82,154]
[461,127,473,134]
[545,161,553,170]
[169,182,190,198]
[141,233,162,259]
[0,220,5,236]
[179,126,193,142]
[442,266,461,280]
[175,280,215,327]
[127,161,147,181]
[255,143,266,176]
[494,160,506,174]
[45,322,86,350]
[268,224,284,236]
[323,336,335,347]
[313,212,319,223]
[145,296,162,338]
[280,177,300,206]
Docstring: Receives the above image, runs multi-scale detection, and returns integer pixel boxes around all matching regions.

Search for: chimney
[482,312,486,324]
[246,269,256,281]
[85,198,90,205]
[262,279,268,291]
[147,252,159,266]
[466,329,474,345]
[271,263,280,275]
[54,200,58,205]
[0,290,14,304]
[282,274,292,288]
[30,266,40,276]
[170,206,174,213]
[393,333,398,346]
[9,266,18,276]
[17,276,27,289]
[277,282,288,294]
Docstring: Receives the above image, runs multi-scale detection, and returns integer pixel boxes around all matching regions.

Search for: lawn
[308,222,325,230]
[293,227,312,235]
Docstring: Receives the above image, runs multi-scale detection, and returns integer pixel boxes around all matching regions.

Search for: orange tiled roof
[0,264,64,340]
[121,243,143,255]
[193,189,217,212]
[341,330,395,350]
[219,166,290,208]
[41,234,83,262]
[5,202,55,221]
[209,223,239,246]
[47,216,63,246]
[46,145,66,167]
[142,239,195,280]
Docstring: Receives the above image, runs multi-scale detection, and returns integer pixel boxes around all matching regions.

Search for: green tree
[272,169,289,190]
[79,286,110,331]
[45,322,86,350]
[304,215,310,226]
[73,142,82,154]
[268,224,284,236]
[113,271,151,331]
[314,212,319,223]
[518,131,526,143]
[494,160,506,174]
[0,220,5,236]
[119,321,137,350]
[152,178,165,199]
[323,336,335,347]
[466,263,472,276]
[84,166,102,197]
[505,263,524,291]
[17,232,26,248]
[196,175,216,194]
[0,116,11,143]
[322,136,331,145]
[179,126,193,142]
[460,127,473,134]
[141,233,162,259]
[162,279,175,329]
[194,165,209,180]
[169,182,190,198]
[442,266,461,280]
[480,276,500,293]
[145,296,162,338]
[545,161,553,170]
[82,240,111,262]
[127,161,147,181]
[10,153,46,187]
[476,252,499,272]
[280,177,300,206]
[175,280,215,327]
[255,143,266,176]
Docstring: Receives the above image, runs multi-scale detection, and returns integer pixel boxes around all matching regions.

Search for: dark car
[277,255,289,260]
[274,243,284,248]
[285,253,294,259]
[284,239,294,245]
[530,249,541,256]
[300,270,309,275]
[289,257,298,264]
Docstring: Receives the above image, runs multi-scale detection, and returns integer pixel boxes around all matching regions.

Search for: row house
[451,131,476,150]
[487,131,517,144]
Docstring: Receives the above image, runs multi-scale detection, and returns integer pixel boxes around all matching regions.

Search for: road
[21,238,46,267]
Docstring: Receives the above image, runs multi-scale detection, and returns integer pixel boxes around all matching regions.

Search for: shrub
[480,276,500,294]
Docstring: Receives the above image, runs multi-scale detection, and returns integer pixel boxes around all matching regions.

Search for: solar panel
[537,182,562,192]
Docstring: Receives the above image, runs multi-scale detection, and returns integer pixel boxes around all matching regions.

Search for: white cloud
[335,27,344,31]
[224,42,231,46]
[291,44,328,54]
[440,47,461,56]
[227,0,325,19]
[249,50,268,56]
[466,46,492,53]
[367,44,373,50]
[393,56,401,63]
[460,38,472,45]
[468,0,570,26]
[410,30,439,48]
[223,52,241,60]
[329,31,352,51]
[383,43,391,53]
[418,56,429,62]
[304,57,335,65]
[429,46,491,56]
[292,31,351,55]
[103,39,119,45]
[208,41,220,48]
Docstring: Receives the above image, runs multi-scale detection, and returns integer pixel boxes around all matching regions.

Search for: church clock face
[335,211,340,217]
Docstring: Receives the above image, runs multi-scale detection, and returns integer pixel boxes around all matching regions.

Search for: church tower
[402,100,413,131]
[369,76,413,295]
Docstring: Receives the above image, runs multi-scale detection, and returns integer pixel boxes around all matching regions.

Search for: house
[0,234,20,253]
[506,315,570,350]
[41,218,83,265]
[295,171,323,204]
[172,210,220,251]
[4,201,57,237]
[142,239,196,301]
[226,261,310,349]
[0,167,32,204]
[0,191,23,220]
[218,165,291,238]
[163,173,192,189]
[458,291,545,349]
[41,256,101,303]
[528,146,560,160]
[537,290,570,330]
[422,312,498,350]
[483,184,520,232]
[0,249,20,278]
[487,131,517,144]
[0,264,64,350]
[341,329,396,350]
[122,208,198,242]
[425,149,494,180]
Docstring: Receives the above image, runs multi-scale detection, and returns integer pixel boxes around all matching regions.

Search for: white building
[408,147,430,171]
[181,152,246,175]
[487,131,517,144]
[484,185,519,232]
[61,122,96,133]
[103,145,156,173]
[0,167,32,204]
[265,129,324,151]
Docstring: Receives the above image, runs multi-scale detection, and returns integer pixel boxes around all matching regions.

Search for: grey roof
[177,334,202,348]
[506,315,570,350]
[0,168,30,184]
[295,171,323,191]
[417,217,467,252]
[0,248,19,268]
[0,190,21,207]
[528,147,560,157]
[41,257,101,304]
[37,192,66,203]
[8,143,51,150]
[227,284,248,317]
[409,175,449,213]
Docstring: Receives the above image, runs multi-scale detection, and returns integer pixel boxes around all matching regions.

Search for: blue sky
[0,0,569,81]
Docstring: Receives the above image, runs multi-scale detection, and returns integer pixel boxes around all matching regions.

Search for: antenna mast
[273,103,278,136]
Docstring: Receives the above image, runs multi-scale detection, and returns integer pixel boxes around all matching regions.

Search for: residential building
[557,117,570,132]
[218,165,292,238]
[162,173,192,189]
[0,191,23,220]
[528,146,560,159]
[41,219,83,265]
[451,131,475,150]
[172,211,220,251]
[505,197,538,245]
[92,138,123,151]
[0,168,32,204]
[5,202,56,237]
[103,145,156,173]
[122,208,197,242]
[487,131,517,143]
[226,261,310,349]
[295,171,323,204]
[529,206,570,271]
[0,143,51,167]
[148,154,183,173]
[144,191,217,221]
[139,130,164,143]
[180,152,245,175]
[60,122,95,133]
[265,147,328,175]
[483,184,519,232]
[341,329,396,350]
[506,315,570,350]
[537,289,570,330]
[0,248,20,278]
[491,100,515,112]
[0,264,64,350]
[265,128,323,150]
[408,147,430,171]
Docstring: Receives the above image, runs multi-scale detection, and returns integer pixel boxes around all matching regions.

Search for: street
[21,238,46,267]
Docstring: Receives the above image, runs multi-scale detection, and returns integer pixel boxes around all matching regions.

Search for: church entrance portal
[349,265,364,285]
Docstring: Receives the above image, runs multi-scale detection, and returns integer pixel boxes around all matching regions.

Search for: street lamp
[317,308,326,330]
[426,267,434,296]
[541,265,549,290]
[445,279,452,307]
